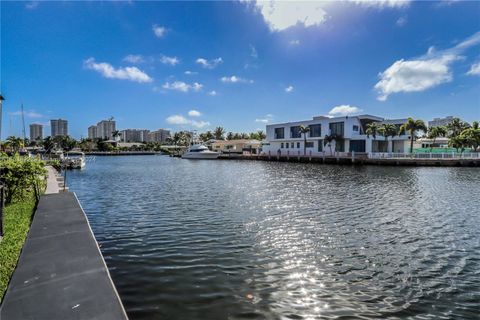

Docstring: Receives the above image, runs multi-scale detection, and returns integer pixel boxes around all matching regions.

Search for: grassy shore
[0,194,36,302]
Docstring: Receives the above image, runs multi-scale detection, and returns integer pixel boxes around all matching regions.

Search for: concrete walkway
[45,166,63,194]
[0,192,128,320]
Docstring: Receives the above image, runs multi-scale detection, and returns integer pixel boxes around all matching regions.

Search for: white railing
[368,152,480,160]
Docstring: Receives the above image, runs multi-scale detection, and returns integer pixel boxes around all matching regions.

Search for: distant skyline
[1,0,479,139]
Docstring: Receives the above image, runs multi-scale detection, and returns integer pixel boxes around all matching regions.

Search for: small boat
[63,151,86,169]
[182,144,220,159]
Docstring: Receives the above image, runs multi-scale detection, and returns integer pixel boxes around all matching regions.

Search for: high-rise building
[120,129,150,142]
[29,123,43,141]
[428,116,457,128]
[50,119,68,137]
[96,120,116,139]
[147,129,170,143]
[88,125,97,139]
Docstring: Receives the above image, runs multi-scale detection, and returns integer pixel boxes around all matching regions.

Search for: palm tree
[459,121,480,152]
[378,123,398,153]
[400,117,428,154]
[365,122,379,140]
[6,136,23,152]
[43,136,54,153]
[323,134,336,155]
[257,130,266,140]
[448,135,468,153]
[214,127,225,140]
[112,130,121,141]
[447,118,470,137]
[299,125,310,156]
[427,126,447,151]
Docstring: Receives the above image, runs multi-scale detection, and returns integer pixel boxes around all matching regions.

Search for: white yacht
[182,144,220,159]
[63,151,86,169]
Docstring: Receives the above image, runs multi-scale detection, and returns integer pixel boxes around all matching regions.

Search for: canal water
[67,156,480,320]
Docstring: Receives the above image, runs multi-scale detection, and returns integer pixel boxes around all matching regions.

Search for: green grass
[0,195,36,302]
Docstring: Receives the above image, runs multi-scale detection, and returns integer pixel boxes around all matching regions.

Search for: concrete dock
[0,192,128,320]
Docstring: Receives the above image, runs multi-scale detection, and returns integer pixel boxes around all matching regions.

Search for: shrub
[0,155,47,204]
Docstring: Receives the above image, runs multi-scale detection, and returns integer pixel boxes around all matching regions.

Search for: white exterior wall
[263,115,412,155]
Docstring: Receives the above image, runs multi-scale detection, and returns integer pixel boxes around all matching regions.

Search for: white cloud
[220,75,253,84]
[208,90,218,96]
[166,115,190,125]
[348,0,411,8]
[25,1,39,10]
[285,85,294,93]
[375,55,459,101]
[396,16,407,27]
[255,114,274,123]
[245,0,327,32]
[162,81,203,92]
[191,120,210,128]
[374,31,480,100]
[160,55,180,66]
[123,54,144,64]
[328,105,363,117]
[184,70,198,75]
[166,114,210,128]
[9,110,44,118]
[84,57,153,83]
[467,63,480,76]
[196,57,223,69]
[152,24,167,38]
[289,39,301,46]
[188,110,202,117]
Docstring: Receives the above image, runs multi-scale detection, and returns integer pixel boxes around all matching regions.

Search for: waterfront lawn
[0,194,36,302]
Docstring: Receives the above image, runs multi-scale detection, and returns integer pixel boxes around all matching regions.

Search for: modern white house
[262,114,413,156]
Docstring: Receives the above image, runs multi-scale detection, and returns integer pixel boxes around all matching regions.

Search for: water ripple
[67,156,480,320]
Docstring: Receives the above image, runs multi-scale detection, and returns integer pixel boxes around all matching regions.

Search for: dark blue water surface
[67,156,480,320]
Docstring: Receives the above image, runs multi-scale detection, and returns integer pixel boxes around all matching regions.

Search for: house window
[286,143,289,148]
[306,142,314,148]
[297,142,300,148]
[291,142,294,148]
[353,125,359,132]
[290,126,301,138]
[318,141,323,152]
[329,122,344,136]
[280,143,284,148]
[309,124,322,137]
[275,128,285,139]
[349,140,365,152]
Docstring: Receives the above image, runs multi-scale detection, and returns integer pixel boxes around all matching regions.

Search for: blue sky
[1,0,479,139]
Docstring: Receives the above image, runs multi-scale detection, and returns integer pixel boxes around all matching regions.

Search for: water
[67,156,480,319]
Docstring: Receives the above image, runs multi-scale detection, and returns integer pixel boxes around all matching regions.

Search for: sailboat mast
[21,103,26,144]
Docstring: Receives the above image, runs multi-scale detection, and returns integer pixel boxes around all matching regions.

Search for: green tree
[6,136,23,152]
[427,126,447,151]
[446,118,470,137]
[365,122,379,140]
[299,125,310,156]
[400,118,428,153]
[214,127,225,140]
[0,155,47,203]
[378,123,398,153]
[43,136,54,153]
[112,130,121,141]
[459,121,480,152]
[448,135,468,153]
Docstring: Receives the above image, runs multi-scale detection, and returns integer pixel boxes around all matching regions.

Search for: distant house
[263,114,412,155]
[211,139,262,154]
